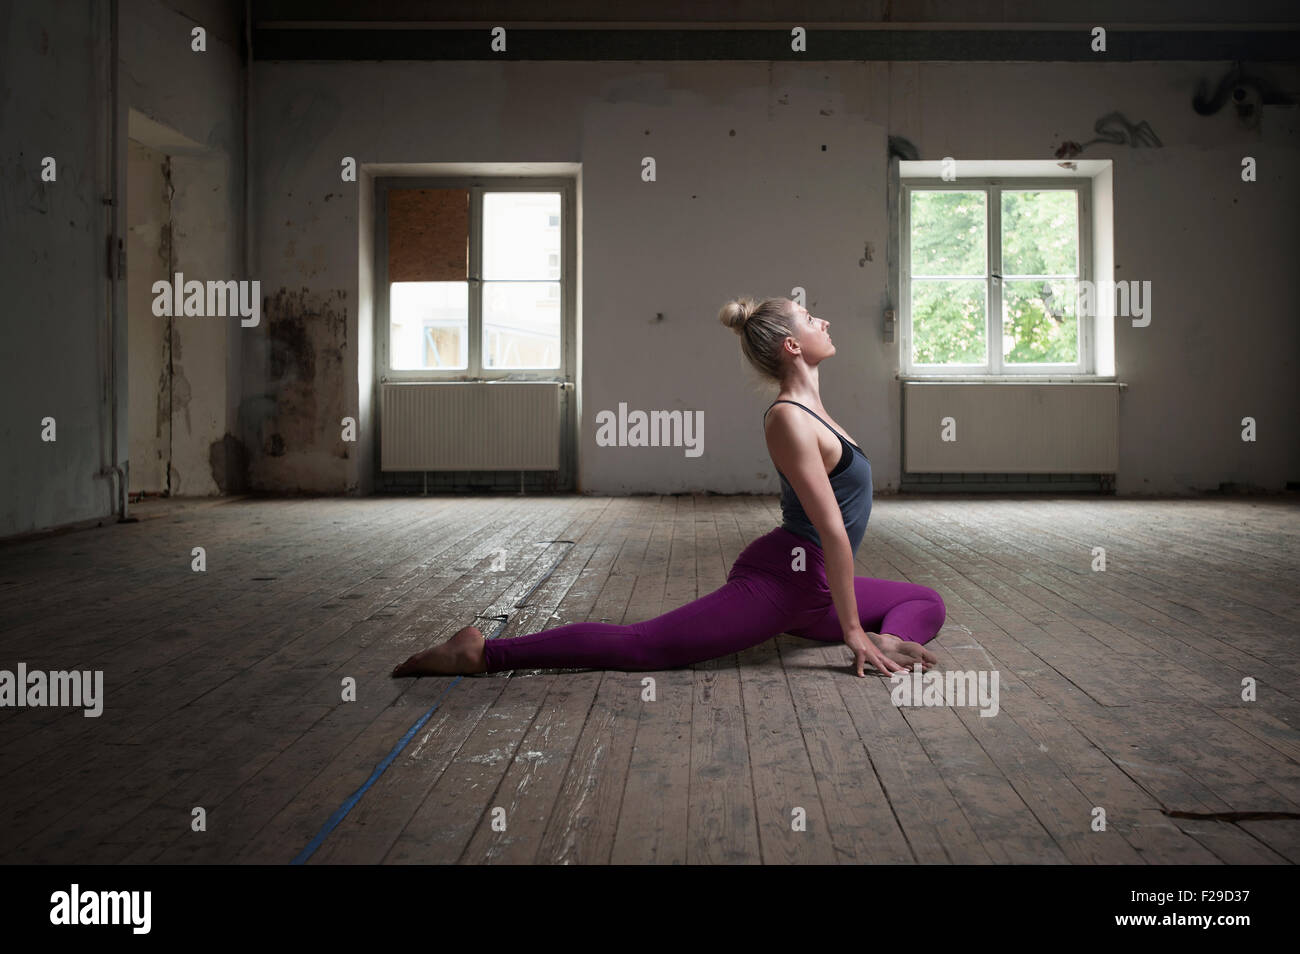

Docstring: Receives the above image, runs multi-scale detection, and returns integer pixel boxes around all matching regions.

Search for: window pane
[484,192,562,280]
[1002,279,1080,365]
[1001,190,1077,277]
[911,279,986,364]
[483,281,561,369]
[910,190,985,276]
[390,281,467,369]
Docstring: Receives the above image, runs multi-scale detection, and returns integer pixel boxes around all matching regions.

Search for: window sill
[898,375,1122,385]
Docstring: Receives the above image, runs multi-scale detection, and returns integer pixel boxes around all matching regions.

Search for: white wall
[250,58,1299,496]
[4,9,1295,541]
[0,0,247,537]
[0,0,113,536]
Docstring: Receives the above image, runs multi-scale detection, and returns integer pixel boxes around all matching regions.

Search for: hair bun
[719,297,754,334]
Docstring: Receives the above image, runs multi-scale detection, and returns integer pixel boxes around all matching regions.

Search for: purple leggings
[482,526,946,673]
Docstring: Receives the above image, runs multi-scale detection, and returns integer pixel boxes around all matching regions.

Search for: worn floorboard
[0,494,1295,864]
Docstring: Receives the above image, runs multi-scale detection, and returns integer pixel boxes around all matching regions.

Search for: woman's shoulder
[762,399,802,433]
[763,397,804,418]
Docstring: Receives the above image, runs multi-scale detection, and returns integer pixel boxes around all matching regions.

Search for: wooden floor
[1,492,1297,864]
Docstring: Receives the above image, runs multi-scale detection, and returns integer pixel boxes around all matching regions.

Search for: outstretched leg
[395,571,801,676]
[484,573,799,672]
[789,576,946,668]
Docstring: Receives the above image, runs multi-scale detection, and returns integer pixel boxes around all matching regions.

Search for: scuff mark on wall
[1054,111,1162,159]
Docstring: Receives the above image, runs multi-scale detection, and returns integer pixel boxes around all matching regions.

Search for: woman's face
[789,301,835,363]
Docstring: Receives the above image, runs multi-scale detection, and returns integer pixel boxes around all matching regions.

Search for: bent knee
[919,585,947,619]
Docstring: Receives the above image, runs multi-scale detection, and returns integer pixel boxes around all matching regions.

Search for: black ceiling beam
[251,27,1300,61]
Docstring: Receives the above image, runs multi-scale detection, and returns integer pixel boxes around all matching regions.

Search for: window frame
[900,176,1093,377]
[374,175,575,383]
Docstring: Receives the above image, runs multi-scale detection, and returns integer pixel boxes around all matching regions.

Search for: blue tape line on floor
[291,678,460,865]
[290,541,574,864]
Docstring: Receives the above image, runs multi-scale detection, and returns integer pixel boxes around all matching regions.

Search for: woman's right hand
[844,626,907,677]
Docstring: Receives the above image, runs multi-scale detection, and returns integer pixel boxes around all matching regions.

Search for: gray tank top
[763,399,873,554]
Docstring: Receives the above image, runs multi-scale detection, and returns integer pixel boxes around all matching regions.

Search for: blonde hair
[718,296,795,384]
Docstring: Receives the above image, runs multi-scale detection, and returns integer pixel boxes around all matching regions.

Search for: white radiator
[903,383,1119,473]
[381,382,562,471]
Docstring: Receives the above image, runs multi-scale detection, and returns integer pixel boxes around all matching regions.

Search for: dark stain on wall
[209,433,249,492]
[247,287,350,489]
[268,295,317,381]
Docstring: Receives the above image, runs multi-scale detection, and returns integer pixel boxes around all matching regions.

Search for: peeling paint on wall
[128,140,174,495]
[154,334,171,440]
[170,327,192,436]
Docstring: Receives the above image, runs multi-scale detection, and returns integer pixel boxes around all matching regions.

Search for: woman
[393,296,945,679]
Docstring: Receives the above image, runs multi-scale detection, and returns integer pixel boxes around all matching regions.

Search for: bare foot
[392,625,487,677]
[869,632,938,672]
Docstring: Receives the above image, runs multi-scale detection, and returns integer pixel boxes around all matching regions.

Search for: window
[378,179,570,380]
[901,178,1091,375]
